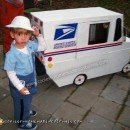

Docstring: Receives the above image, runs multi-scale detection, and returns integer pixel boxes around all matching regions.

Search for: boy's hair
[10,28,32,34]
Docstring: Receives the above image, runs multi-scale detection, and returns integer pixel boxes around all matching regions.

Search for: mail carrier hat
[6,16,34,31]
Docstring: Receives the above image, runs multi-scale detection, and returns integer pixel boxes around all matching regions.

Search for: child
[4,16,46,130]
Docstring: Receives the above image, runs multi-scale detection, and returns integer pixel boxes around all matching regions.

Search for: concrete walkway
[0,45,130,130]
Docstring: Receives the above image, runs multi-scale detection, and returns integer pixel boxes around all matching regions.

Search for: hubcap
[75,75,85,85]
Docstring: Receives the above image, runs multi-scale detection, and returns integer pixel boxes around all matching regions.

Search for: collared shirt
[4,35,46,91]
[4,40,38,76]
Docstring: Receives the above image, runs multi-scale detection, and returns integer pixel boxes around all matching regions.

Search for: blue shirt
[4,40,38,76]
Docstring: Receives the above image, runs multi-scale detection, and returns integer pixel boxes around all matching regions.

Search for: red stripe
[44,41,122,57]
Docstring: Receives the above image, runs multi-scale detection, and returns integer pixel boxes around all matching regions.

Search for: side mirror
[123,27,127,37]
[123,27,127,41]
[128,31,130,38]
[124,26,130,38]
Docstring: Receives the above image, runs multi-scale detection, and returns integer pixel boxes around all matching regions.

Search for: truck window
[114,18,122,41]
[88,22,110,45]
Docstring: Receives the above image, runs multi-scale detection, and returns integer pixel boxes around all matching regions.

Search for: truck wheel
[122,63,130,73]
[73,74,86,86]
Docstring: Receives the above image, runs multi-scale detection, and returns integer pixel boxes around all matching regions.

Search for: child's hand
[19,87,30,95]
[32,25,40,37]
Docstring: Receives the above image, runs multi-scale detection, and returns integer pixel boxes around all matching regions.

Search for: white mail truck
[30,7,130,87]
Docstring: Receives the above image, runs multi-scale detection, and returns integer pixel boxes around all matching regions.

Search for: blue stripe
[44,42,122,57]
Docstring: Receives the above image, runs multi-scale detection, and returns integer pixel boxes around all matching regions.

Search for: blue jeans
[13,95,32,125]
[9,72,37,125]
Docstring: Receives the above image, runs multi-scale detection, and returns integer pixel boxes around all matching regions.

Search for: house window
[114,18,122,41]
[88,22,110,45]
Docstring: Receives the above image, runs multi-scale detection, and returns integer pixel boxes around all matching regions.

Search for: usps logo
[54,23,78,40]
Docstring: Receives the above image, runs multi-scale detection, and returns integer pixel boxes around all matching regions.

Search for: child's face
[10,28,32,47]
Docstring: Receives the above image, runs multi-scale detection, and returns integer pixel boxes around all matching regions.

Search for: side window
[88,22,110,45]
[114,18,122,41]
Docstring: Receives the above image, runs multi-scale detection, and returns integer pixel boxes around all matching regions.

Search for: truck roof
[31,7,122,22]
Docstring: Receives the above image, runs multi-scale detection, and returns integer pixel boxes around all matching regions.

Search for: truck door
[76,21,110,59]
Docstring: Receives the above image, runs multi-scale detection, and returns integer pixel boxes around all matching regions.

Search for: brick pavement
[0,47,130,130]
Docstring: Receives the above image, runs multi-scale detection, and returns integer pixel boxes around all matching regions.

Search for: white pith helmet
[6,16,34,31]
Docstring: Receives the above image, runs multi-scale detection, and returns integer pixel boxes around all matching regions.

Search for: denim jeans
[9,72,37,125]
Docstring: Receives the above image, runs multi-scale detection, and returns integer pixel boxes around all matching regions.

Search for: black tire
[122,63,130,73]
[73,74,86,86]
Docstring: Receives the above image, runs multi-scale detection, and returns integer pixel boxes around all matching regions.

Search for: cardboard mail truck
[30,7,130,87]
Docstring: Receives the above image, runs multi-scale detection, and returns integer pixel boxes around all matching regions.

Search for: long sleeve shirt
[4,34,46,91]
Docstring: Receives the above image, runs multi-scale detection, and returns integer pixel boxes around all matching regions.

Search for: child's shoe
[29,110,37,117]
[18,122,37,130]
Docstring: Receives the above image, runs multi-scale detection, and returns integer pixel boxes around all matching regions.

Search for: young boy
[4,16,46,130]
